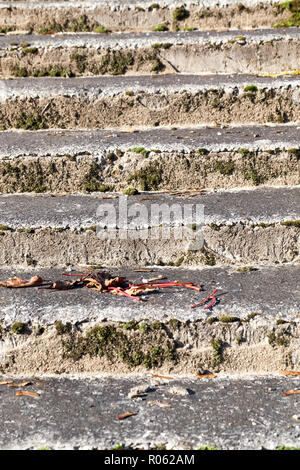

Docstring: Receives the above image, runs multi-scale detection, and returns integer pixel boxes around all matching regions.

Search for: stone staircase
[0,0,299,450]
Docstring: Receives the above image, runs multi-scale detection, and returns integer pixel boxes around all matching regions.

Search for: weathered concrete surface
[1,74,299,128]
[0,0,289,33]
[0,373,299,450]
[0,126,299,192]
[0,264,299,324]
[2,29,300,77]
[0,188,299,266]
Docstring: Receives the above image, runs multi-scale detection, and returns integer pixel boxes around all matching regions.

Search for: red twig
[190,289,218,309]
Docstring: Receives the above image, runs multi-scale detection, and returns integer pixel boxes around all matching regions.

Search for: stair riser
[1,321,299,375]
[2,39,300,78]
[0,224,298,267]
[0,2,290,34]
[0,149,298,193]
[1,87,300,129]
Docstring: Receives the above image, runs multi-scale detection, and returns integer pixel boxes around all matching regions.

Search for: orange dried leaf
[282,390,300,397]
[195,374,217,379]
[151,374,173,380]
[0,276,46,288]
[16,391,39,398]
[39,280,75,290]
[117,412,138,420]
[280,370,300,376]
[0,380,13,385]
[8,381,32,388]
[104,277,126,287]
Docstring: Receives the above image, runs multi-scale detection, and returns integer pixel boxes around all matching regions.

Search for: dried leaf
[8,381,32,388]
[195,374,217,379]
[104,277,126,288]
[151,374,173,380]
[16,391,39,398]
[0,276,46,288]
[147,401,171,407]
[282,390,300,397]
[0,380,13,385]
[280,370,300,376]
[117,412,138,420]
[39,280,75,290]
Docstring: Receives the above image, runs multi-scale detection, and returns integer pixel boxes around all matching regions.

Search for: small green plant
[23,47,38,54]
[148,3,160,11]
[94,25,111,33]
[198,446,218,450]
[16,114,45,131]
[55,321,71,335]
[281,220,300,228]
[130,147,148,157]
[173,6,189,21]
[10,322,27,334]
[122,187,139,196]
[152,25,169,31]
[219,316,240,323]
[211,338,222,367]
[244,85,258,92]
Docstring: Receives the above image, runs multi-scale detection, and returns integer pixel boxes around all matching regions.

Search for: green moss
[16,113,46,131]
[268,329,290,347]
[23,47,38,54]
[280,220,300,228]
[168,319,180,329]
[70,53,87,73]
[125,90,134,96]
[0,225,10,231]
[211,338,222,367]
[151,58,165,72]
[200,247,216,266]
[244,85,258,92]
[197,148,209,155]
[276,446,300,450]
[122,320,139,330]
[206,317,218,325]
[99,51,134,75]
[214,161,235,176]
[127,163,162,191]
[10,322,27,334]
[244,168,263,186]
[246,312,261,321]
[198,446,218,450]
[11,66,28,77]
[94,25,111,33]
[219,316,240,323]
[148,3,160,11]
[63,324,177,369]
[122,187,139,196]
[210,223,221,231]
[173,6,189,21]
[55,321,71,335]
[130,147,148,157]
[274,0,300,27]
[150,321,163,330]
[152,25,169,31]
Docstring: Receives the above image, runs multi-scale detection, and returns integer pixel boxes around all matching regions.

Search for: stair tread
[0,187,299,227]
[0,264,299,324]
[1,125,300,155]
[0,372,299,450]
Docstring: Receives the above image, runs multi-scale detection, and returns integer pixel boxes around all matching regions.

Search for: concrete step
[1,28,300,78]
[0,373,299,450]
[0,0,295,34]
[0,126,299,192]
[0,264,299,375]
[0,187,299,267]
[1,74,299,129]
